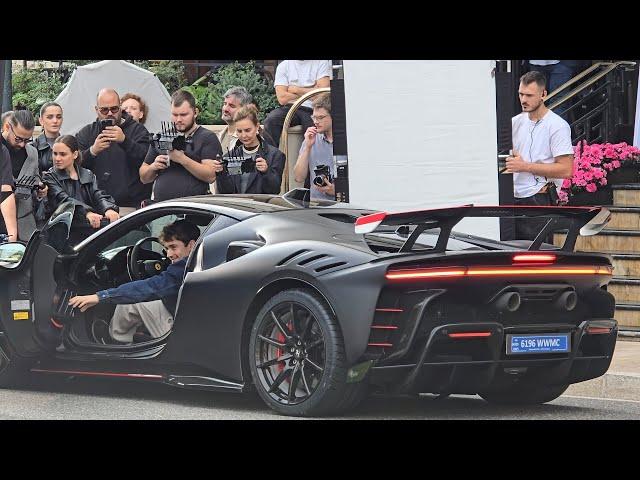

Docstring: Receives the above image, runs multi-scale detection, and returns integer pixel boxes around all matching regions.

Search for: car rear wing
[354,205,610,253]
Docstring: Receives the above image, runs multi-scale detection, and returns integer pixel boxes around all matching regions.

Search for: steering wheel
[127,236,169,281]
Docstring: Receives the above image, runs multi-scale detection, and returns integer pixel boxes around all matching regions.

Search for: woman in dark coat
[34,102,63,172]
[214,105,285,194]
[43,135,119,232]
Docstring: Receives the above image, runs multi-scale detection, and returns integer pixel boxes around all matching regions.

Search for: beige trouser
[118,206,137,217]
[109,300,174,343]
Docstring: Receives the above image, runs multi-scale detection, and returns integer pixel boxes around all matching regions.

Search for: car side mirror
[226,240,264,262]
[0,242,27,269]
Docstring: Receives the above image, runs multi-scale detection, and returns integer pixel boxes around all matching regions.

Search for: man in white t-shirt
[506,70,574,241]
[263,60,332,148]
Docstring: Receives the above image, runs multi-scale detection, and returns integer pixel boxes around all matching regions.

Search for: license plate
[506,334,570,355]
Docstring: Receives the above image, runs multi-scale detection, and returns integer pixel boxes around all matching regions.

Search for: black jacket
[43,164,119,219]
[76,112,151,207]
[216,138,285,194]
[34,133,54,172]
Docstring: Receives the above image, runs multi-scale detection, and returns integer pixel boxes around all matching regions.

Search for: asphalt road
[1,375,640,419]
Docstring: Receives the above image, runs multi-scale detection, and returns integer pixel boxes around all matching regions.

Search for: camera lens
[313,176,325,186]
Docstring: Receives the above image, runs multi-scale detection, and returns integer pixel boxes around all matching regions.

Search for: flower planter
[568,187,613,206]
[606,165,640,185]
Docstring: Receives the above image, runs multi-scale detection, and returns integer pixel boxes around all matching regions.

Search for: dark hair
[10,109,36,131]
[233,104,260,126]
[171,89,197,111]
[39,102,63,118]
[312,92,331,114]
[160,219,200,245]
[54,135,83,166]
[520,71,547,90]
[121,93,148,125]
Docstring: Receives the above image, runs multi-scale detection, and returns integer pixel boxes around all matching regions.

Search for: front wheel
[248,288,366,417]
[479,383,569,405]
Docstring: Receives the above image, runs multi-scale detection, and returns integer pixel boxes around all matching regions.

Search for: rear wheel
[248,288,367,417]
[479,383,569,405]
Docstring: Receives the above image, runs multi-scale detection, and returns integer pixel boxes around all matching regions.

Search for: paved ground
[2,374,640,420]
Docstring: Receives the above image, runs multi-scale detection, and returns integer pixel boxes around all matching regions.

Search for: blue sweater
[96,258,187,313]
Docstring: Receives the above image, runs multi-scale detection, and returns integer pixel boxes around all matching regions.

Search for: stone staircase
[555,184,640,330]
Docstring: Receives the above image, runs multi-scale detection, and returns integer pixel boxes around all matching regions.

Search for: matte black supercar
[0,193,617,416]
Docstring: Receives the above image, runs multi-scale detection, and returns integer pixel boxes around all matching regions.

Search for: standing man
[263,60,332,148]
[1,110,47,240]
[140,90,222,201]
[0,142,17,243]
[76,88,151,216]
[293,93,335,201]
[506,71,574,241]
[218,86,275,152]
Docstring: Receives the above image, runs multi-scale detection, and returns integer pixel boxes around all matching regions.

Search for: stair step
[554,230,640,253]
[608,207,640,230]
[613,185,640,206]
[610,278,640,303]
[616,303,640,328]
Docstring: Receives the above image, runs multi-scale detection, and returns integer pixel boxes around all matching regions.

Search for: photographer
[293,93,335,201]
[140,90,222,201]
[214,105,285,194]
[43,135,119,242]
[76,88,151,216]
[1,110,47,240]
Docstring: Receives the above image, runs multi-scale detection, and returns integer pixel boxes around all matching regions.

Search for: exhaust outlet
[556,291,578,311]
[494,291,521,312]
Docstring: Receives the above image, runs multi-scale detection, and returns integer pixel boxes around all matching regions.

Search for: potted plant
[558,141,640,206]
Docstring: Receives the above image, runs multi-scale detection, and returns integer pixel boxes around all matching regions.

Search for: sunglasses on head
[97,106,120,115]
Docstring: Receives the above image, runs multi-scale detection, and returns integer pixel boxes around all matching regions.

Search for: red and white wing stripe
[355,212,387,234]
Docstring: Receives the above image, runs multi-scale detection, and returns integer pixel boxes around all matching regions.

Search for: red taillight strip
[375,308,404,312]
[367,343,393,347]
[386,265,613,280]
[512,254,557,263]
[586,327,612,335]
[448,332,492,338]
[30,368,164,379]
[371,325,399,330]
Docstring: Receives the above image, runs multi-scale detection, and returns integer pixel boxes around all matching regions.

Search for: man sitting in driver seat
[68,219,200,344]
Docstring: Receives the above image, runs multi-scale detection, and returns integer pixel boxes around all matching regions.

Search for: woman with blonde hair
[214,105,285,194]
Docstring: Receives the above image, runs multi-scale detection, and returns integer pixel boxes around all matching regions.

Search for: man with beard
[76,88,151,215]
[140,90,222,201]
[1,110,47,240]
[505,71,574,241]
[218,86,275,152]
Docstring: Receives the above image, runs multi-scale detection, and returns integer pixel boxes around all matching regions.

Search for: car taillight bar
[367,343,393,347]
[448,332,492,338]
[386,265,613,281]
[371,325,399,330]
[586,326,612,335]
[512,254,557,264]
[375,308,404,312]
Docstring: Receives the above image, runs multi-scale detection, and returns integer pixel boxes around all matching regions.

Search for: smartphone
[100,118,115,131]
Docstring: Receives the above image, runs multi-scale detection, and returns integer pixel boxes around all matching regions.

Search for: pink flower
[585,183,597,193]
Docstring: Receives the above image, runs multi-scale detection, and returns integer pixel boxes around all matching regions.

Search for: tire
[479,383,569,405]
[248,288,367,417]
[0,341,33,389]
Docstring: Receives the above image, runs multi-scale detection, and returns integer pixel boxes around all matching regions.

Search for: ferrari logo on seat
[155,263,162,271]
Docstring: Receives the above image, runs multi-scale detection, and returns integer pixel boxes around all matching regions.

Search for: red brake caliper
[275,331,286,372]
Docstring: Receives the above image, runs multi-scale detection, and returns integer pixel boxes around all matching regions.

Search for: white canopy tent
[55,60,172,135]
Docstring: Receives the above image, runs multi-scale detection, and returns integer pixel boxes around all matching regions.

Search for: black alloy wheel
[254,300,326,406]
[249,288,368,417]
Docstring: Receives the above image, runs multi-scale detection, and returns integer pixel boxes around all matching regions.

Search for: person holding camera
[1,110,48,241]
[43,135,119,244]
[140,90,222,201]
[505,71,574,241]
[293,93,335,201]
[76,89,151,216]
[0,143,17,243]
[214,105,285,194]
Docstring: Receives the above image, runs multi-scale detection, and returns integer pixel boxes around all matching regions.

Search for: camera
[313,164,333,187]
[99,118,115,131]
[152,121,193,153]
[220,151,256,176]
[15,174,45,200]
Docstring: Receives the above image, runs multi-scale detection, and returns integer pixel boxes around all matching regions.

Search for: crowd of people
[0,59,337,245]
